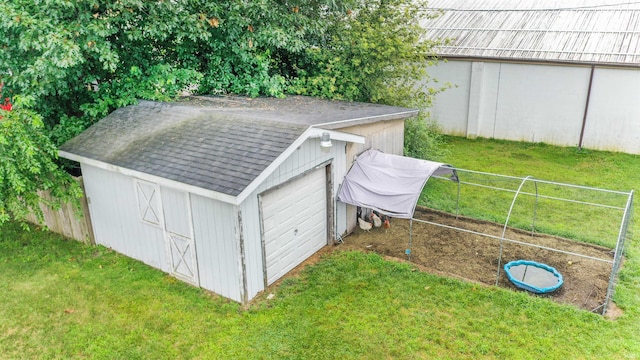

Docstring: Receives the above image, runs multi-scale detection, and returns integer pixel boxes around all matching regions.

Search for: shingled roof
[60,96,416,202]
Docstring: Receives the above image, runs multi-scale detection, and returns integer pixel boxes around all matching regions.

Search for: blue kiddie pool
[504,260,564,294]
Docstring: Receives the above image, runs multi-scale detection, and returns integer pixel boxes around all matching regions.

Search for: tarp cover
[337,149,457,219]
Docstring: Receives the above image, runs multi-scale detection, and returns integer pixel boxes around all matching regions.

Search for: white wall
[83,163,246,303]
[81,164,168,272]
[582,68,640,153]
[239,137,348,301]
[428,60,640,154]
[190,194,243,302]
[426,61,472,135]
[491,63,590,144]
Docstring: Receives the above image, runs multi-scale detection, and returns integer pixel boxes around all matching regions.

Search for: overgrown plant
[0,96,82,227]
[288,0,449,159]
[404,116,448,161]
[0,0,362,142]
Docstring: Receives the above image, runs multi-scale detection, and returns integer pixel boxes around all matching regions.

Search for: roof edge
[434,55,640,69]
[235,128,365,204]
[315,109,419,130]
[59,150,240,205]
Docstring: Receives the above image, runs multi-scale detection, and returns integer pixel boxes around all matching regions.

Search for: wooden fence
[26,177,95,244]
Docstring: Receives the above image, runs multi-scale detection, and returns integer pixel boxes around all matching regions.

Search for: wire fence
[412,167,633,316]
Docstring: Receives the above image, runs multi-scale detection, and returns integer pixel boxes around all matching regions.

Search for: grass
[2,136,640,359]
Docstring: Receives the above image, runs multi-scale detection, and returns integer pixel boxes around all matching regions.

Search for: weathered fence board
[26,177,95,244]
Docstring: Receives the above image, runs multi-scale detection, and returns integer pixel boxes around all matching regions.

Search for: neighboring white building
[422,0,640,153]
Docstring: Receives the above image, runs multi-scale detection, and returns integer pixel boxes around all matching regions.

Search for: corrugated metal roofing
[422,0,640,65]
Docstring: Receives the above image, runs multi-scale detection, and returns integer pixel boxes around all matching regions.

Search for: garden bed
[340,207,616,313]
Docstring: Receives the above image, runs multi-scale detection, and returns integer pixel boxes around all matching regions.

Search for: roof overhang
[316,109,419,130]
[235,127,364,203]
[59,150,240,204]
[61,127,365,206]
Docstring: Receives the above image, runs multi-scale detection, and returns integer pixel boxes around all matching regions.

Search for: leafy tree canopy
[0,0,445,226]
[0,96,83,227]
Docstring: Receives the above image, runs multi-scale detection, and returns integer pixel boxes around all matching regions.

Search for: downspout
[578,65,595,149]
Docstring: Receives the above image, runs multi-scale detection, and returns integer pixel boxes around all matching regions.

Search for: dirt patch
[340,207,618,314]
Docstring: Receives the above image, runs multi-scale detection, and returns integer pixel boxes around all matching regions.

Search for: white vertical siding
[426,61,473,135]
[490,63,589,144]
[476,62,501,135]
[429,59,640,154]
[190,194,243,302]
[81,164,168,271]
[160,187,191,237]
[582,68,640,153]
[240,137,347,301]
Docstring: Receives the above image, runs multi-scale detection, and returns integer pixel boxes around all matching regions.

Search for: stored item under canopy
[337,149,458,219]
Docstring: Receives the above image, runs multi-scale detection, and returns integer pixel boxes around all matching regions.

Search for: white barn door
[261,167,328,285]
[160,187,199,285]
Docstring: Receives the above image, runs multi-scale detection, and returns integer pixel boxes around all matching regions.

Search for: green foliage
[286,0,448,160]
[0,0,363,135]
[404,116,449,161]
[0,0,447,225]
[288,0,442,103]
[0,97,82,227]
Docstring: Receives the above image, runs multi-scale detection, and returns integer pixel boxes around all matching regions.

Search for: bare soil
[339,207,617,314]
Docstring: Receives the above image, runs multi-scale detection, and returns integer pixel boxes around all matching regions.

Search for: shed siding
[190,194,242,302]
[160,187,192,238]
[340,119,406,233]
[240,137,347,301]
[81,164,168,271]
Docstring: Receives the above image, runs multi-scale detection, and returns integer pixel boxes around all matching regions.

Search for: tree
[287,0,449,159]
[0,0,446,226]
[1,0,362,144]
[0,95,82,227]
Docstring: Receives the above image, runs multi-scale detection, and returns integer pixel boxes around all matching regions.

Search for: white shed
[59,96,416,303]
[422,0,640,154]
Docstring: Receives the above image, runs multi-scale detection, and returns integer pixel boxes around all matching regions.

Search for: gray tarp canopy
[337,149,458,219]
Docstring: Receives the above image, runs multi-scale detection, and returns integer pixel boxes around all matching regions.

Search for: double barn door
[136,181,199,285]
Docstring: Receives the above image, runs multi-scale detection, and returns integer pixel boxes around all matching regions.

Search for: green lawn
[2,137,640,359]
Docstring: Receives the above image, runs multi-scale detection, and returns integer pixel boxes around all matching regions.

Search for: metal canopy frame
[406,167,634,316]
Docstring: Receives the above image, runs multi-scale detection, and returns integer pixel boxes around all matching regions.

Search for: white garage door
[261,167,327,285]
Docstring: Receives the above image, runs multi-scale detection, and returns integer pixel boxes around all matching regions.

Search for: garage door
[261,167,327,285]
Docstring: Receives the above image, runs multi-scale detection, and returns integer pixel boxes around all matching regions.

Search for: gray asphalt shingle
[60,96,417,197]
